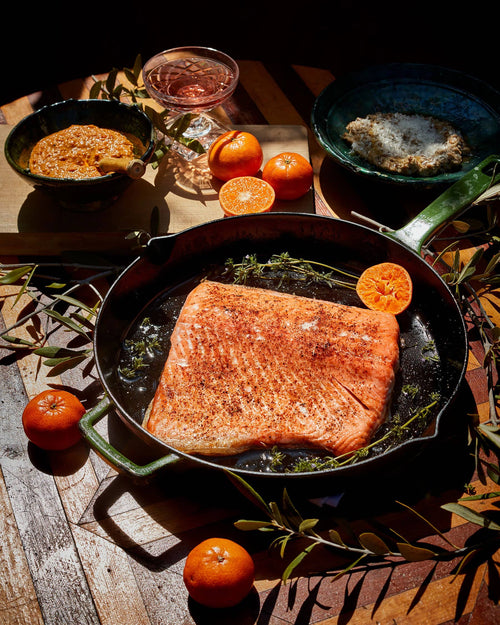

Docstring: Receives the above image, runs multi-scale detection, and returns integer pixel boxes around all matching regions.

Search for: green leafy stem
[89,55,206,166]
[0,261,118,375]
[232,472,500,583]
[223,251,358,290]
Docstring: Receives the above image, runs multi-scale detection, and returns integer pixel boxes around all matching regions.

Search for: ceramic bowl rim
[4,98,156,186]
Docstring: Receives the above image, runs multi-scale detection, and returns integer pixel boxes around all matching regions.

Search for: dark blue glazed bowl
[312,63,500,187]
[4,99,155,210]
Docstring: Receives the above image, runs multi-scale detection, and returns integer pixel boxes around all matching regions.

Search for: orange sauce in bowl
[29,124,136,179]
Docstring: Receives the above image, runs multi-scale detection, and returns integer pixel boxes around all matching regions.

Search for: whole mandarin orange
[262,152,313,200]
[22,389,85,450]
[208,130,263,181]
[183,537,255,608]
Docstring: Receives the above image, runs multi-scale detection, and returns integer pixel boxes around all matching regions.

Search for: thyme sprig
[223,252,358,290]
[269,398,440,473]
[118,318,161,380]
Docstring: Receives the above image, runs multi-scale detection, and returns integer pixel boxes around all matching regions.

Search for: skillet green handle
[392,154,500,253]
[79,396,179,480]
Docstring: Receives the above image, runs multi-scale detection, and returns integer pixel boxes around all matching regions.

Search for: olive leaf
[281,488,305,529]
[123,67,138,87]
[0,266,33,284]
[12,265,37,307]
[282,543,318,584]
[478,424,500,450]
[271,534,294,559]
[0,334,37,347]
[45,355,89,377]
[33,346,86,358]
[397,543,437,562]
[233,520,275,531]
[358,532,391,555]
[452,549,478,578]
[299,518,319,533]
[50,294,98,316]
[483,252,500,279]
[34,345,93,372]
[228,471,271,515]
[330,554,368,583]
[328,529,346,547]
[460,490,500,501]
[44,310,92,339]
[451,220,471,233]
[441,503,500,531]
[88,79,102,100]
[71,312,97,331]
[265,501,283,526]
[398,500,458,549]
[486,460,500,485]
[106,68,119,95]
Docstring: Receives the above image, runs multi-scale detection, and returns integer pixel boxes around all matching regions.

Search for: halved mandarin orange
[356,262,413,315]
[219,176,275,216]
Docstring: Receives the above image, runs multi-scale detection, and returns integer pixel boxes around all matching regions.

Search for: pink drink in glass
[144,56,237,113]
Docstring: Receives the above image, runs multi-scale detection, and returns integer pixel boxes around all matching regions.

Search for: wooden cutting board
[0,124,314,256]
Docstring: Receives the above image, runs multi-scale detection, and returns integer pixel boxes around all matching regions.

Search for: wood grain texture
[0,123,314,255]
[0,467,44,625]
[1,62,499,625]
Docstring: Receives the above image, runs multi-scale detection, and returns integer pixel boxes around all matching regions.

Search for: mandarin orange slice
[219,175,275,216]
[356,262,413,315]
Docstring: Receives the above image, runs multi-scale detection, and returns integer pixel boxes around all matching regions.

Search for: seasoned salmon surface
[145,280,400,456]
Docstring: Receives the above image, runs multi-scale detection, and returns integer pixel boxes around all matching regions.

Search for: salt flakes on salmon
[145,281,400,457]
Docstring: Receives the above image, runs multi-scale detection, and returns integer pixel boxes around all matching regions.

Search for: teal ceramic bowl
[312,63,500,187]
[4,99,155,210]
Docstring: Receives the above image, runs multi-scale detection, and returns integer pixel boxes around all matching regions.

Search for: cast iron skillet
[79,155,500,486]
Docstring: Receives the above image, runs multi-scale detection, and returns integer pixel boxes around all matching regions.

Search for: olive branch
[231,472,500,583]
[0,259,120,376]
[88,54,205,166]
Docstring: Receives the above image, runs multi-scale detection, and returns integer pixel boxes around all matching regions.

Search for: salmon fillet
[145,280,400,456]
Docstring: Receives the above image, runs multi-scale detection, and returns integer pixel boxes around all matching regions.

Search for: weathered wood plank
[0,467,44,625]
[0,315,100,625]
[0,96,33,125]
[71,524,151,625]
[238,61,303,126]
[292,65,334,96]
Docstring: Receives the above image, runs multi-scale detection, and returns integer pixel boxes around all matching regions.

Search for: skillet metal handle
[79,396,179,480]
[391,154,500,253]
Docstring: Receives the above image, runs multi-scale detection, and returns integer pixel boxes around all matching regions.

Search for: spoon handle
[98,157,146,179]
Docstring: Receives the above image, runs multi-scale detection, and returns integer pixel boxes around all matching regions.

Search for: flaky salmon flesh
[145,280,400,457]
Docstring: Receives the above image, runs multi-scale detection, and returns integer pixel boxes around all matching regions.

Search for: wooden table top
[1,60,499,625]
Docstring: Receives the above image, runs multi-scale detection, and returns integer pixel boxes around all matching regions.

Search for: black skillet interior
[94,213,467,481]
